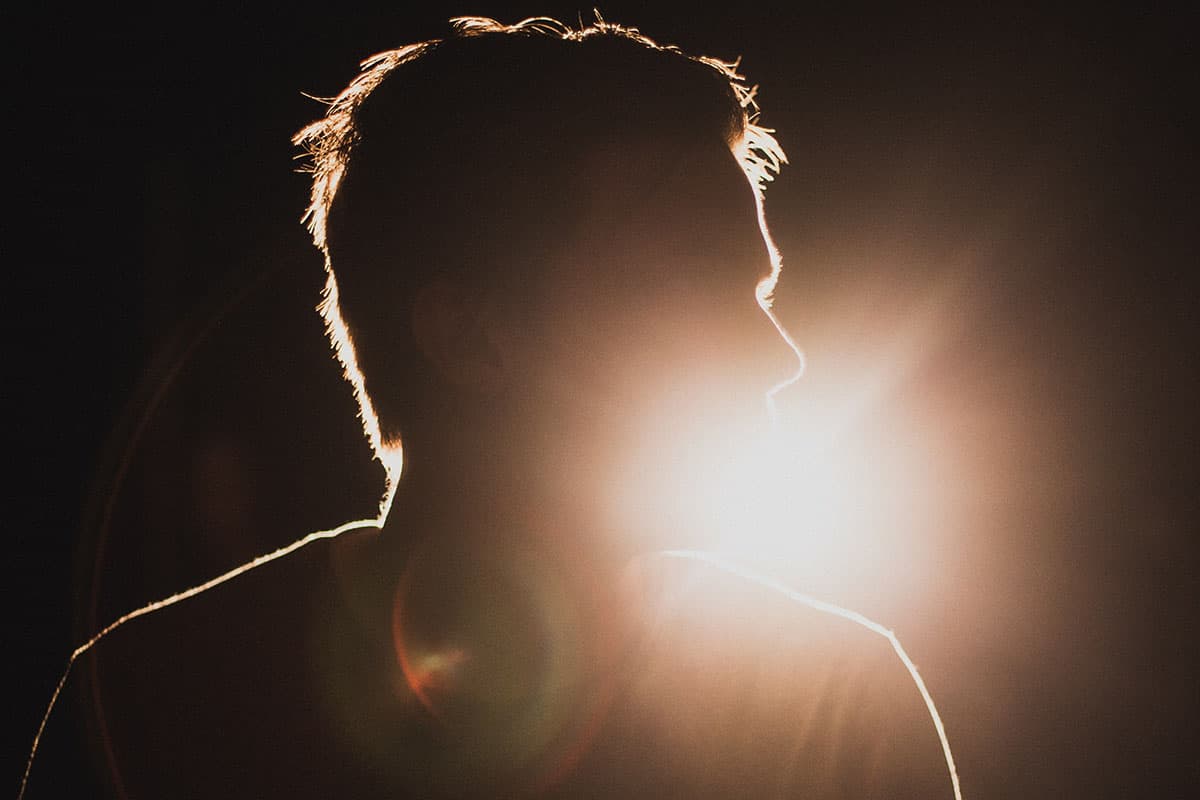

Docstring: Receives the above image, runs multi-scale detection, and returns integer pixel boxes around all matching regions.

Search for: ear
[410,279,508,392]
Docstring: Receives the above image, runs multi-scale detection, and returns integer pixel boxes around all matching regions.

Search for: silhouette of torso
[36,535,953,799]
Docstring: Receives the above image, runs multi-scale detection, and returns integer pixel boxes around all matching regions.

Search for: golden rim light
[291,15,796,520]
[20,16,962,800]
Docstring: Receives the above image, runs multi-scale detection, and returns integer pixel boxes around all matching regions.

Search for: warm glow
[606,281,941,613]
[398,645,470,718]
[679,388,930,583]
[23,15,967,800]
[649,549,963,800]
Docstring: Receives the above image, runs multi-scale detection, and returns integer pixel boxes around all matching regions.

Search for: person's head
[295,16,800,519]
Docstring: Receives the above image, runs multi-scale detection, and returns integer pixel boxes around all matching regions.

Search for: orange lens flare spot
[396,642,471,718]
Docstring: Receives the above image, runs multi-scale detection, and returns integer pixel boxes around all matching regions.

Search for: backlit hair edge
[292,14,788,519]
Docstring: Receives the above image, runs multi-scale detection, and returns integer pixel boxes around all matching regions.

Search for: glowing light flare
[607,375,938,605]
[386,542,627,795]
[21,14,977,797]
[397,643,471,720]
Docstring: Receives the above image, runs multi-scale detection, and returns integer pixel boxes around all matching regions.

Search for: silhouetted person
[28,16,956,799]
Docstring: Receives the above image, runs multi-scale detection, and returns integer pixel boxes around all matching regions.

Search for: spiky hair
[294,15,785,253]
[292,15,787,516]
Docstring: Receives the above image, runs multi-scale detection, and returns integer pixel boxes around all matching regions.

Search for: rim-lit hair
[293,15,787,516]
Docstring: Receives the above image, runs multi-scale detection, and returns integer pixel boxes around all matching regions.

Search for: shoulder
[622,551,895,673]
[82,528,366,798]
[612,551,957,798]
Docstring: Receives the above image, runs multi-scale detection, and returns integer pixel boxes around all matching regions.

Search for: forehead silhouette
[326,32,745,289]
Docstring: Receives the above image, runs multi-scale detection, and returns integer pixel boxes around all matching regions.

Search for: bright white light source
[608,360,939,610]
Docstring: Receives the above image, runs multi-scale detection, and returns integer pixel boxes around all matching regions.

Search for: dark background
[6,3,1196,798]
